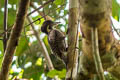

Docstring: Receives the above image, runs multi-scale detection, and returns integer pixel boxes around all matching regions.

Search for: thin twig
[25,13,48,27]
[27,17,59,80]
[41,1,47,20]
[111,18,120,37]
[25,18,40,27]
[43,8,46,20]
[30,2,52,20]
[111,22,120,37]
[25,4,65,27]
[27,16,54,70]
[0,28,11,37]
[27,0,54,16]
[3,0,8,52]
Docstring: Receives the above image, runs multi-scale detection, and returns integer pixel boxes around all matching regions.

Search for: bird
[41,20,67,65]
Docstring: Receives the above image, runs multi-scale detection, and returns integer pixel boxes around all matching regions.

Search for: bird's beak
[53,22,60,27]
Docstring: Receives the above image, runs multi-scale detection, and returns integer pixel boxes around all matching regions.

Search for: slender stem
[3,0,8,52]
[27,0,54,16]
[25,3,65,27]
[30,2,52,20]
[91,27,105,80]
[27,17,59,80]
[0,28,11,37]
[111,21,120,37]
[27,16,54,70]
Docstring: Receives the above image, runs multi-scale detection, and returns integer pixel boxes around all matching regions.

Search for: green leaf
[23,65,44,80]
[35,58,42,66]
[9,0,18,5]
[0,8,16,30]
[8,8,16,26]
[0,53,3,68]
[47,69,66,78]
[0,40,3,69]
[54,0,64,5]
[64,10,68,15]
[0,40,3,53]
[15,37,29,56]
[0,0,18,7]
[112,0,120,19]
[0,11,4,30]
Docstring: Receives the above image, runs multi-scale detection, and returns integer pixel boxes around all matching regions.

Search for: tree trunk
[0,0,30,80]
[66,0,79,80]
[77,0,120,79]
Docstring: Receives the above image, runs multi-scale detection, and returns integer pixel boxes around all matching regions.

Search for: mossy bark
[78,0,120,79]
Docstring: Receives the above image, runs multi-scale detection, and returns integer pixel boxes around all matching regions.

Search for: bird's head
[41,20,60,34]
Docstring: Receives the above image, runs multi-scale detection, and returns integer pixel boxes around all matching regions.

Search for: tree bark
[3,0,8,52]
[91,27,105,80]
[66,0,79,79]
[78,0,120,79]
[0,0,30,80]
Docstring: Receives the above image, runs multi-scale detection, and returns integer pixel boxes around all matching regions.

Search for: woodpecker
[41,20,67,65]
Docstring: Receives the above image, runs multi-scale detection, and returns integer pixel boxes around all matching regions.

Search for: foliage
[0,0,120,79]
[112,0,120,20]
[47,69,66,78]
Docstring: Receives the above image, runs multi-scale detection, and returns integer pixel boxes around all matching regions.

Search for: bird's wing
[48,29,67,52]
[54,30,66,52]
[55,29,65,40]
[48,30,56,42]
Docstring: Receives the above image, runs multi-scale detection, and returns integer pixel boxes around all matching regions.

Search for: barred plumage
[41,20,67,64]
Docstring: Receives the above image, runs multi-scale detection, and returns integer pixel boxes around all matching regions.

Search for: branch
[30,2,52,20]
[3,0,8,52]
[111,21,120,37]
[91,27,105,80]
[27,0,54,16]
[25,4,65,27]
[0,29,10,37]
[25,18,40,27]
[78,0,114,79]
[27,17,59,80]
[0,0,30,80]
[66,0,79,79]
[27,16,54,70]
